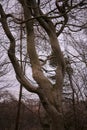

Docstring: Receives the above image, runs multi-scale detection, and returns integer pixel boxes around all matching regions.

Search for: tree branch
[0,4,38,93]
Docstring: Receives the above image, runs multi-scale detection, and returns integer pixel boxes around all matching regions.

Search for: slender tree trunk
[15,84,22,130]
[15,21,23,130]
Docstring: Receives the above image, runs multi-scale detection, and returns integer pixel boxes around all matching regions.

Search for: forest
[0,0,87,130]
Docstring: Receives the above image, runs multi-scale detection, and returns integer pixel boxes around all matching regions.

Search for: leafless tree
[0,0,87,130]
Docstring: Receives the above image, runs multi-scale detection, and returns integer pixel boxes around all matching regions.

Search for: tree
[0,0,87,130]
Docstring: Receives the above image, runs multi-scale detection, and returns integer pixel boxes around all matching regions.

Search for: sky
[0,0,87,100]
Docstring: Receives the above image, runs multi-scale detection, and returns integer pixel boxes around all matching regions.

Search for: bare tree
[0,0,87,130]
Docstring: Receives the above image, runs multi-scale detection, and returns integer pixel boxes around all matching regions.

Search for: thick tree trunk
[37,87,64,130]
[39,105,64,130]
[50,116,64,130]
[41,111,64,130]
[19,1,65,130]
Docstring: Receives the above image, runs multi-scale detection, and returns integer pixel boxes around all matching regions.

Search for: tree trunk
[50,117,64,130]
[17,1,65,130]
[39,107,64,130]
[0,1,65,130]
[37,88,64,130]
